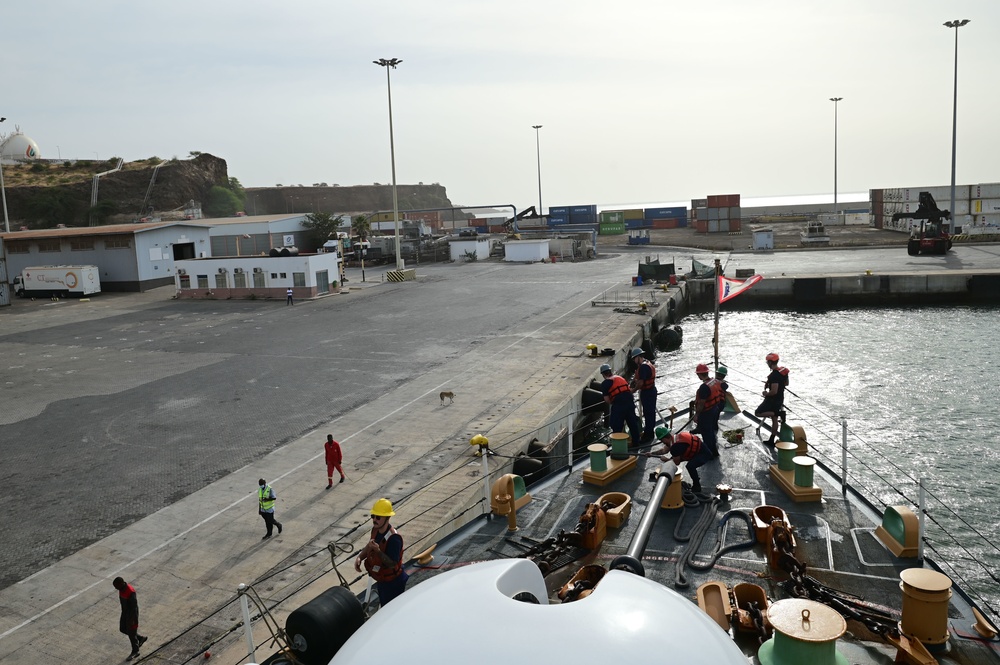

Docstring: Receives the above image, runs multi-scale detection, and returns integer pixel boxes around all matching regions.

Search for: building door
[316,270,329,294]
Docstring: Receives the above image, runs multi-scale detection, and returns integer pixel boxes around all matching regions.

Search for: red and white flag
[718,274,763,304]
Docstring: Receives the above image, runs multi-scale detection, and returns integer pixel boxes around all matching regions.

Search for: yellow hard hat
[371,498,395,517]
[470,434,489,447]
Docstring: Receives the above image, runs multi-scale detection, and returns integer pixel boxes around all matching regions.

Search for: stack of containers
[623,208,645,230]
[970,183,1000,232]
[644,206,688,229]
[870,189,884,228]
[694,194,741,233]
[875,185,971,233]
[691,198,707,231]
[406,210,442,231]
[547,206,570,226]
[598,210,626,235]
[569,204,598,226]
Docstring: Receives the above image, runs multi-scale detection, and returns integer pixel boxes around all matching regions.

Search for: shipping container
[599,221,626,235]
[706,195,723,207]
[901,186,969,203]
[730,207,742,219]
[547,215,570,225]
[676,218,688,228]
[967,214,1000,228]
[708,207,720,221]
[643,206,687,219]
[718,207,729,218]
[650,218,677,230]
[972,200,1000,214]
[625,219,651,230]
[695,219,708,233]
[691,198,708,209]
[719,219,729,233]
[623,208,645,220]
[725,194,741,207]
[695,207,708,221]
[972,183,1000,199]
[599,211,625,223]
[549,206,570,215]
[730,219,741,233]
[569,213,598,225]
[570,205,597,215]
[708,219,720,233]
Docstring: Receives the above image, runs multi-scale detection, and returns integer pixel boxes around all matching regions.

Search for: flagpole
[713,258,721,369]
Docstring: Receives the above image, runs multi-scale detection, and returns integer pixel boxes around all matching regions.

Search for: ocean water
[651,305,1000,617]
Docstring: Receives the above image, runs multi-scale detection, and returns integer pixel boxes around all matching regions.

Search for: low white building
[449,237,491,262]
[174,252,341,300]
[504,239,550,262]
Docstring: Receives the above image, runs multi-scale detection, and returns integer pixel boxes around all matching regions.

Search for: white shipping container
[892,200,969,215]
[972,183,1000,199]
[971,199,1000,214]
[902,185,969,203]
[967,214,1000,229]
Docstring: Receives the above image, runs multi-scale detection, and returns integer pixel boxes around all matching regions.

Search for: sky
[3,0,997,212]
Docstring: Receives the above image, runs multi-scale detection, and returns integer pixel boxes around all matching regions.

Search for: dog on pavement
[439,391,455,404]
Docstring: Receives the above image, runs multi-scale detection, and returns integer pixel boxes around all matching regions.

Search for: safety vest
[635,359,656,391]
[674,431,702,461]
[258,485,275,511]
[365,525,404,582]
[778,366,790,386]
[703,379,725,411]
[607,375,630,399]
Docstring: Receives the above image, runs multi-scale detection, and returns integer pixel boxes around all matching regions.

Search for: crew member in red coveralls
[324,434,345,489]
[112,577,148,661]
[355,498,409,605]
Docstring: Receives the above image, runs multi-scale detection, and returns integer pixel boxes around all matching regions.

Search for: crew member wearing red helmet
[693,363,724,456]
[755,353,789,445]
[600,364,642,447]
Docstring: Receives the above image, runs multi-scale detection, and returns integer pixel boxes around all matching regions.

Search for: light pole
[532,125,543,213]
[945,19,970,234]
[829,98,842,217]
[0,117,10,233]
[374,57,404,270]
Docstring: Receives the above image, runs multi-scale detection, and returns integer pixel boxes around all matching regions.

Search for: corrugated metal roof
[0,222,204,241]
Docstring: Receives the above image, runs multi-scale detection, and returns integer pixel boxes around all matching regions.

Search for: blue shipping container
[644,206,687,219]
[548,206,570,215]
[625,219,652,229]
[569,213,597,225]
[570,204,598,215]
[548,215,570,225]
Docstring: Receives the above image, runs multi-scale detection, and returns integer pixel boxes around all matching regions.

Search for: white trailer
[13,265,101,298]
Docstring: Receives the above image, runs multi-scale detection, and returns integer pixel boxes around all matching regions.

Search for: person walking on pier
[112,577,148,661]
[257,479,283,539]
[324,434,345,489]
[693,363,724,456]
[647,427,712,494]
[755,353,789,445]
[355,498,409,606]
[629,348,657,443]
[600,364,641,447]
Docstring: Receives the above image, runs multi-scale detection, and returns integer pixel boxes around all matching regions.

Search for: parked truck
[12,265,101,298]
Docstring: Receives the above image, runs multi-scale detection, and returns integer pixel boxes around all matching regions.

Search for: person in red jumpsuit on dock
[324,434,345,489]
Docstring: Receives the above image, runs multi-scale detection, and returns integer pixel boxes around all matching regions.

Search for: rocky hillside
[1,154,457,229]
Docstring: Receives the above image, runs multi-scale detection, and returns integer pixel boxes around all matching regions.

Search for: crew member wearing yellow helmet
[355,498,409,605]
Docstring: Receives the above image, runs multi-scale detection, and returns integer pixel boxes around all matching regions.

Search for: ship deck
[413,410,1000,664]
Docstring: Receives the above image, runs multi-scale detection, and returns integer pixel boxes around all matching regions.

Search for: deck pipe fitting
[899,568,953,649]
[610,460,677,577]
[587,444,609,473]
[609,432,630,460]
[716,483,732,502]
[758,599,849,665]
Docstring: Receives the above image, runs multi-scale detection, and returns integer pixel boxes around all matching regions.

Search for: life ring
[65,272,78,289]
[285,586,365,665]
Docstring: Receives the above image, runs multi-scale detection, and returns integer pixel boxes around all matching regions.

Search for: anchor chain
[774,528,900,639]
[747,601,770,645]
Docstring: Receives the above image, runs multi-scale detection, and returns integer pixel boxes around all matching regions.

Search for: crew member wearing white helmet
[356,498,409,605]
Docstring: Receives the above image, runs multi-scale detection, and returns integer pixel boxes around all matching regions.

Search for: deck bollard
[776,442,798,471]
[588,444,609,472]
[792,456,816,488]
[899,569,953,648]
[609,432,630,460]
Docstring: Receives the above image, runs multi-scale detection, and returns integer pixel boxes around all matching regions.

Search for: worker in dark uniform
[600,363,641,447]
[647,426,712,494]
[755,352,789,445]
[693,363,724,456]
[628,348,657,443]
[112,577,148,661]
[355,498,409,606]
[711,365,730,433]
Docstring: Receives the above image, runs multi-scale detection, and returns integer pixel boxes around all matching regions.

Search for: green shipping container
[599,211,625,223]
[623,209,644,220]
[599,221,626,235]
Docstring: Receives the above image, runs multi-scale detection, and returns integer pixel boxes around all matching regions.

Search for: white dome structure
[0,131,41,161]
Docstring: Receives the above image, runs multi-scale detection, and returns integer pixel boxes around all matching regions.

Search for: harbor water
[652,305,1000,618]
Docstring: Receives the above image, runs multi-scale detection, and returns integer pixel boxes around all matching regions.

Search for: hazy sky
[3,1,996,210]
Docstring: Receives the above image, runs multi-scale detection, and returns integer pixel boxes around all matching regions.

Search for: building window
[215,273,227,288]
[280,272,287,279]
[253,271,265,288]
[270,273,278,279]
[197,275,209,289]
[70,238,95,251]
[292,272,306,287]
[105,237,131,249]
[6,241,29,254]
[234,271,247,288]
[38,240,61,252]
[316,270,329,294]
